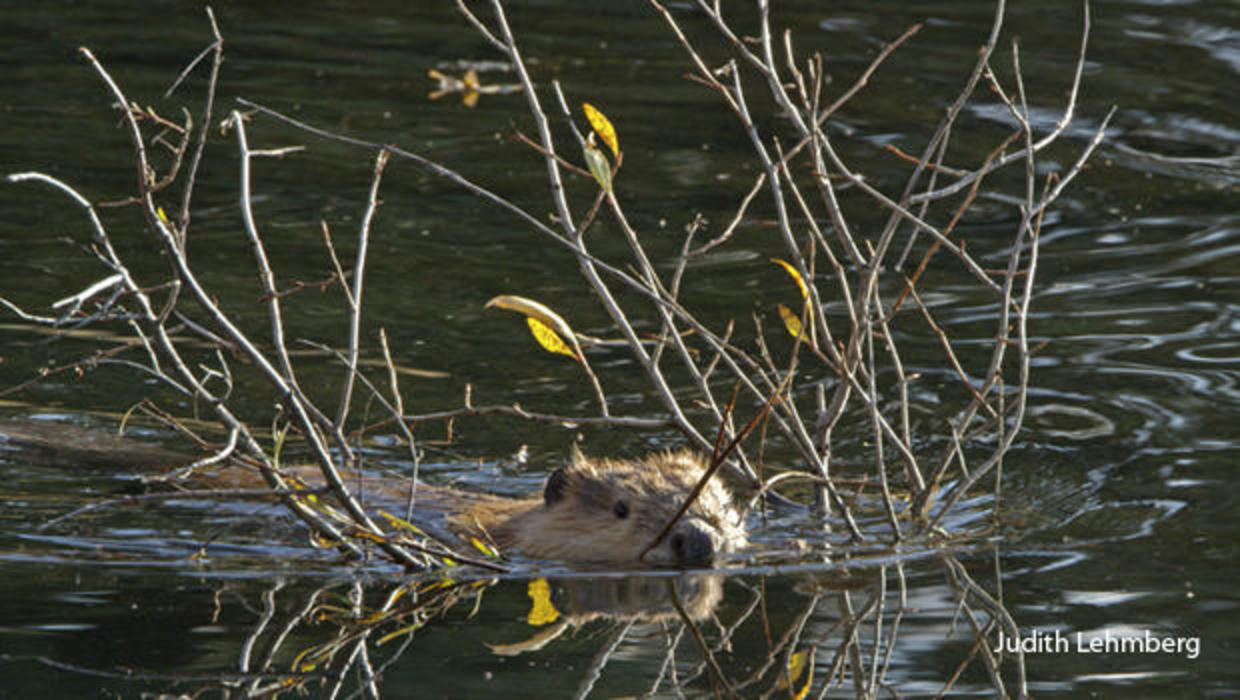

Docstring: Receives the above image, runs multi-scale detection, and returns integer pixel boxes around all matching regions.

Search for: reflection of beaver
[2,420,747,568]
[488,574,725,656]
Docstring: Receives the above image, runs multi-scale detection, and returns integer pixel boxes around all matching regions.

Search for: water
[1,1,1237,696]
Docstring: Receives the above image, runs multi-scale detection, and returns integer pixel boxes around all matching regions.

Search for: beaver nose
[670,523,716,567]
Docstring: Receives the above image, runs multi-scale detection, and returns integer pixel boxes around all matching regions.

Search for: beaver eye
[613,500,629,519]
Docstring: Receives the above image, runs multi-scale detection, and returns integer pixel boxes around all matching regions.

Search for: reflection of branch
[24,552,1029,697]
[668,578,735,696]
[941,553,1028,697]
[239,580,285,694]
[572,620,634,700]
[726,589,822,694]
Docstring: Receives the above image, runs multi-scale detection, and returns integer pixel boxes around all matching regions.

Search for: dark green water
[1,1,1237,696]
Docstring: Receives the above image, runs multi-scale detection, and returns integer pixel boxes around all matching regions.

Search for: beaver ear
[543,467,570,507]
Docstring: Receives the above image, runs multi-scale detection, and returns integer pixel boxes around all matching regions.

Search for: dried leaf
[582,102,619,158]
[526,578,560,626]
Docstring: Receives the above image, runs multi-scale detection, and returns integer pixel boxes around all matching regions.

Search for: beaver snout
[669,521,719,567]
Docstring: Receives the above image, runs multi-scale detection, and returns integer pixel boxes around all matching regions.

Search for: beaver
[450,449,748,567]
[1,420,747,568]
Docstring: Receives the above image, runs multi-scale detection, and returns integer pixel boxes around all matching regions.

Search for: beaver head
[490,449,747,567]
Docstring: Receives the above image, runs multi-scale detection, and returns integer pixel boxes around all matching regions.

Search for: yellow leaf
[485,295,583,361]
[583,136,613,194]
[527,317,579,360]
[775,647,815,699]
[772,258,814,335]
[359,609,394,626]
[470,536,500,558]
[378,509,428,537]
[526,578,560,626]
[291,647,317,672]
[377,623,422,646]
[156,206,169,224]
[352,529,390,544]
[419,578,457,594]
[387,586,410,606]
[778,303,805,339]
[582,102,619,158]
[771,258,809,300]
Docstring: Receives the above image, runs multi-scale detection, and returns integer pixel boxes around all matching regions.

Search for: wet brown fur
[459,449,747,567]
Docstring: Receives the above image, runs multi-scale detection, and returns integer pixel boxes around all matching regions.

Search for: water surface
[1,1,1237,696]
